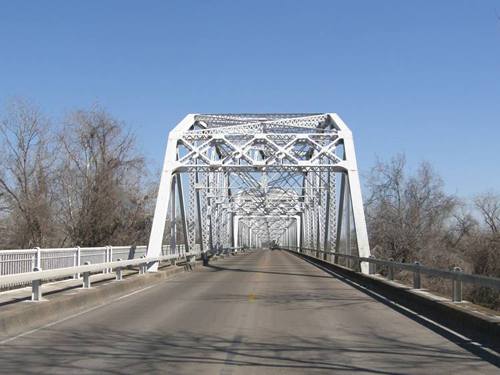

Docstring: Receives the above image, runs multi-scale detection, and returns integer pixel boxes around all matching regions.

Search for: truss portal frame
[147,113,371,273]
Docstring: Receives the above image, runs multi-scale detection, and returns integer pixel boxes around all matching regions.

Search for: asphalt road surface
[0,249,497,374]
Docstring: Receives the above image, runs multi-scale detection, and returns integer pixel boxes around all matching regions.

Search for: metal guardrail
[0,244,203,290]
[286,247,500,303]
[0,243,242,301]
[0,254,188,301]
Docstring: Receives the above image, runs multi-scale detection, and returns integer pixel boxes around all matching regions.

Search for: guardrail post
[388,258,394,281]
[83,261,91,288]
[413,261,421,289]
[139,256,146,274]
[74,246,81,279]
[368,256,376,275]
[31,267,42,301]
[452,267,463,302]
[115,258,123,281]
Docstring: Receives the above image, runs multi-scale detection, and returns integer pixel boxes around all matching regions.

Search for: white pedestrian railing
[0,254,186,301]
[0,243,202,290]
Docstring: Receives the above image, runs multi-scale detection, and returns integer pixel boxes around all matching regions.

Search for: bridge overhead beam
[147,113,371,273]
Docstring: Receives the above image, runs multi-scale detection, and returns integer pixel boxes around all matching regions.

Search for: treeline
[1,99,498,307]
[0,99,154,249]
[365,155,499,309]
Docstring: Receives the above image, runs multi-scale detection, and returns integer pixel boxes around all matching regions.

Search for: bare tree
[365,154,456,263]
[474,193,500,234]
[365,155,499,308]
[56,106,152,246]
[444,205,478,248]
[0,99,56,248]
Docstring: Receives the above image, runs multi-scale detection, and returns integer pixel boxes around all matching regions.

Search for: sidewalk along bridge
[0,113,498,373]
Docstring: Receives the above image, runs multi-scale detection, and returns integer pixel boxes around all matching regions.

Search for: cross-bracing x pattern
[147,114,371,273]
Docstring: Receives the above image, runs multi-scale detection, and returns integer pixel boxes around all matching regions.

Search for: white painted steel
[0,244,194,289]
[147,113,372,273]
[3,256,167,285]
[0,254,180,301]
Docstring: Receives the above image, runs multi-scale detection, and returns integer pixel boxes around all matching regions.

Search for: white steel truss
[147,113,371,273]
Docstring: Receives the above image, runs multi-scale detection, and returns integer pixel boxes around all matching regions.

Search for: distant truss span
[147,113,371,273]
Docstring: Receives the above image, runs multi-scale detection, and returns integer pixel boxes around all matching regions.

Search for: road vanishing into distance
[0,250,497,374]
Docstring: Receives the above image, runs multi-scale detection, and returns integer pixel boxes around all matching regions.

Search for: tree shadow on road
[206,263,334,280]
[0,328,494,375]
[194,289,375,311]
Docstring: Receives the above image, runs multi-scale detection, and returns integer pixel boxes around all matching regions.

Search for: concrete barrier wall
[287,249,500,353]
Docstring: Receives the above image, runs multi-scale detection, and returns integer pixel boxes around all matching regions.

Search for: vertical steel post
[335,173,346,264]
[388,258,395,281]
[139,256,147,274]
[316,207,321,258]
[116,259,123,281]
[170,176,177,258]
[194,166,204,253]
[452,267,463,302]
[147,115,195,270]
[315,169,321,258]
[413,261,421,289]
[31,267,42,301]
[82,261,91,288]
[333,113,371,274]
[323,170,331,260]
[368,255,376,275]
[345,179,351,269]
[176,171,190,253]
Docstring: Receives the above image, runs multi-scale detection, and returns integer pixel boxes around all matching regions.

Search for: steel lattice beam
[147,113,371,273]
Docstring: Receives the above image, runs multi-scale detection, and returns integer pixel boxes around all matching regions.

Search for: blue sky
[1,0,499,197]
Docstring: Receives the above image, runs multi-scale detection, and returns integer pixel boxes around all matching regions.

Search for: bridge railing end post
[82,261,91,288]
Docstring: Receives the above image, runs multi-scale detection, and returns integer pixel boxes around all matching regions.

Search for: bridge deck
[0,250,497,374]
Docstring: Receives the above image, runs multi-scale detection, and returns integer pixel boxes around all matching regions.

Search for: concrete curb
[0,256,226,340]
[287,250,500,353]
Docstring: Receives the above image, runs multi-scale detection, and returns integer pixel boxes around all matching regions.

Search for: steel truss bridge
[146,113,371,273]
[0,113,498,373]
